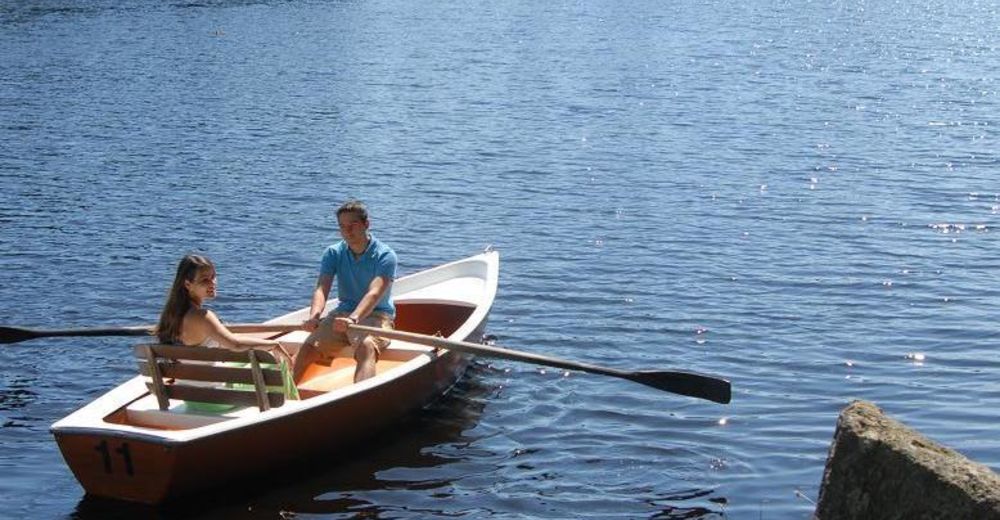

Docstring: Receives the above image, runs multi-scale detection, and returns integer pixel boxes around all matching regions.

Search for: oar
[350,324,732,404]
[0,323,303,344]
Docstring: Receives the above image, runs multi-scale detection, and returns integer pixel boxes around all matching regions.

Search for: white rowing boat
[51,251,499,504]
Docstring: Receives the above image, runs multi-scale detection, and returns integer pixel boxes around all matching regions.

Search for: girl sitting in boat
[155,254,298,399]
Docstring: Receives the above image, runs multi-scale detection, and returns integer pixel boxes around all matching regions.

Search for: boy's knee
[354,340,377,359]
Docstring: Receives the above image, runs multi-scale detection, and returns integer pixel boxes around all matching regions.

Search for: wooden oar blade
[0,326,40,344]
[0,326,153,344]
[627,370,732,404]
[0,323,300,345]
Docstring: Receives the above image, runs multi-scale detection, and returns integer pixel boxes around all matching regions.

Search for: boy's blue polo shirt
[319,234,397,317]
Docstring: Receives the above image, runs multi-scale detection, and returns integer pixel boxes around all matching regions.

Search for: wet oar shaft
[350,324,731,404]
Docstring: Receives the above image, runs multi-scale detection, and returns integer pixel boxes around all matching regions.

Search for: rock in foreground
[815,400,1000,520]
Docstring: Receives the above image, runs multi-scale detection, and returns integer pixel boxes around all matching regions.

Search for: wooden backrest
[134,344,285,412]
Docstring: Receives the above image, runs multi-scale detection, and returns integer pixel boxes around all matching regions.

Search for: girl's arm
[203,310,282,350]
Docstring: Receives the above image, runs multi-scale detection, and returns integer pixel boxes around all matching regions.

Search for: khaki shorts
[311,311,394,359]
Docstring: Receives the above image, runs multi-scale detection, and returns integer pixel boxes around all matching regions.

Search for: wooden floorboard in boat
[297,357,410,394]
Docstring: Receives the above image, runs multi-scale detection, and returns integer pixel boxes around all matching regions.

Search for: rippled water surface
[2,0,999,518]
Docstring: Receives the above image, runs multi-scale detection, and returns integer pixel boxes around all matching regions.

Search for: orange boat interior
[105,301,475,429]
[297,301,474,394]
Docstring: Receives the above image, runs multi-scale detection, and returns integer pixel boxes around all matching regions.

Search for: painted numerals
[94,440,135,476]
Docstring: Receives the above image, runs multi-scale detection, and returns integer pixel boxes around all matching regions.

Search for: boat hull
[52,252,497,504]
[54,349,472,503]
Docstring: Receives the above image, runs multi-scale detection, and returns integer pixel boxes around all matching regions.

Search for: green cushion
[182,401,237,413]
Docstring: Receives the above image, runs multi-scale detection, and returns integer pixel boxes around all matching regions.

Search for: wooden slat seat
[134,344,286,412]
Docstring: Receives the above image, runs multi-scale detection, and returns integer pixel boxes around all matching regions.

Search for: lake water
[1,0,998,518]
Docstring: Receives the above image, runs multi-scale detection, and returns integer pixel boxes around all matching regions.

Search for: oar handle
[227,323,303,334]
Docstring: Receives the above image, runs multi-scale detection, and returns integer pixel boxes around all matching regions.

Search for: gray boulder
[815,400,1000,519]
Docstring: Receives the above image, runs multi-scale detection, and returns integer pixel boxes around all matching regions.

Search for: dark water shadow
[0,376,37,411]
[648,488,728,519]
[67,364,496,519]
[0,376,38,428]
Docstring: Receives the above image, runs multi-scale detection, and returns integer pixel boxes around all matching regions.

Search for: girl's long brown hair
[155,255,214,344]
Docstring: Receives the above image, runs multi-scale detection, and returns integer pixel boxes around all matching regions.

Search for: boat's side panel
[54,432,179,504]
[54,348,472,503]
